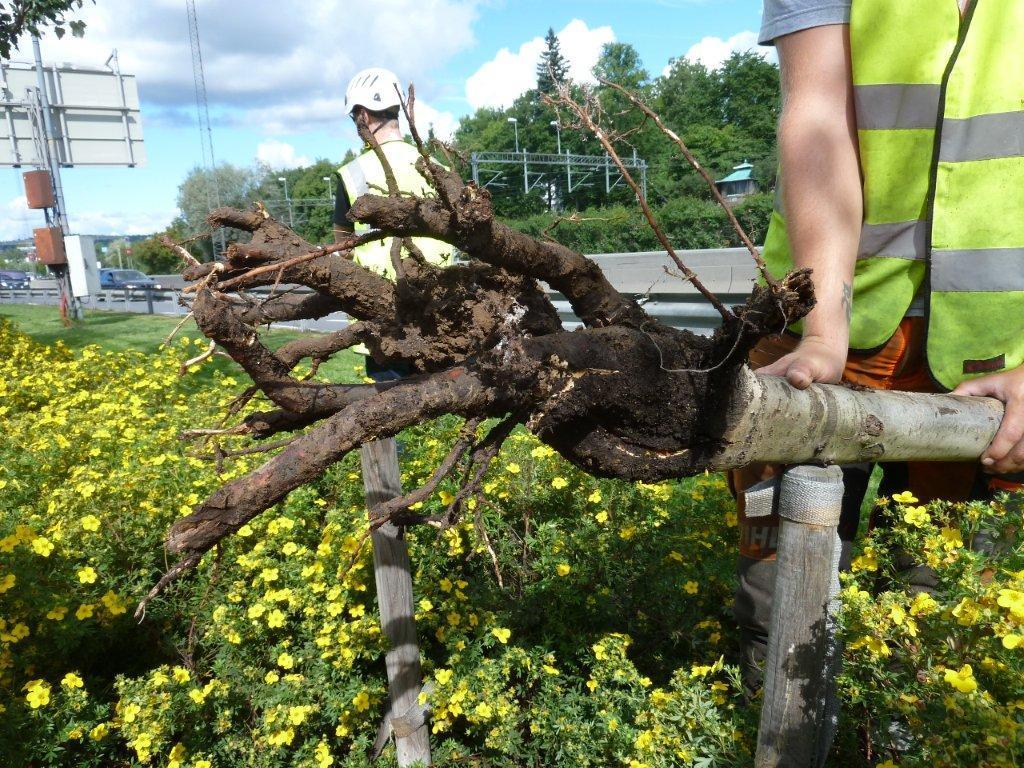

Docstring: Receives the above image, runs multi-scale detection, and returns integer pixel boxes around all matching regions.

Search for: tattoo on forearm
[842,282,853,324]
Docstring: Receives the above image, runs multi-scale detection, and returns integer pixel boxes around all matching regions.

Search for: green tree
[536,27,569,94]
[0,0,92,57]
[718,51,781,153]
[129,218,202,275]
[176,164,259,258]
[253,159,342,244]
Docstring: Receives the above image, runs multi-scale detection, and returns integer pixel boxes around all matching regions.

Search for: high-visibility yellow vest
[762,0,1024,389]
[338,139,454,281]
[338,139,455,357]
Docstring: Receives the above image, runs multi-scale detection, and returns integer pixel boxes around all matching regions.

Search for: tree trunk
[712,368,1003,468]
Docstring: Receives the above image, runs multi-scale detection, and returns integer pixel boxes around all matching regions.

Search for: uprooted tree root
[137,81,814,617]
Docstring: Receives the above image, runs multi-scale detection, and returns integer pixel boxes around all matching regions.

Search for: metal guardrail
[1,248,760,335]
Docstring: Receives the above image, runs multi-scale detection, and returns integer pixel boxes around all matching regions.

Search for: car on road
[99,269,160,291]
[0,270,31,289]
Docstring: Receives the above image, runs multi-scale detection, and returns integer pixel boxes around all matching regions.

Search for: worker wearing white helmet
[333,67,454,374]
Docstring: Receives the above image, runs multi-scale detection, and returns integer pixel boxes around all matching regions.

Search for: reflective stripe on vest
[761,0,1024,388]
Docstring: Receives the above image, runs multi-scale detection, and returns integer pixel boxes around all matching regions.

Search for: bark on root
[144,82,816,611]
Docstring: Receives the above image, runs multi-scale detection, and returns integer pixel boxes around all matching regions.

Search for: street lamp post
[278,176,295,227]
[550,120,562,155]
[323,176,335,207]
[507,117,520,153]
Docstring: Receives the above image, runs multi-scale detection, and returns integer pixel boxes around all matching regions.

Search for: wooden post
[361,437,432,766]
[755,464,844,768]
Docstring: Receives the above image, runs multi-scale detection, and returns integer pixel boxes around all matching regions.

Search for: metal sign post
[2,42,147,322]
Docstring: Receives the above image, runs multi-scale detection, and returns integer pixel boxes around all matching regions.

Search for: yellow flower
[892,491,919,504]
[315,740,334,768]
[439,490,456,506]
[31,537,54,557]
[194,761,212,768]
[619,525,637,541]
[944,664,978,694]
[939,526,964,550]
[77,566,97,584]
[172,667,191,683]
[24,680,51,709]
[952,597,982,626]
[75,603,95,620]
[61,672,84,689]
[0,573,15,593]
[683,580,699,594]
[287,705,311,725]
[277,652,295,670]
[903,505,930,527]
[474,702,493,719]
[506,462,521,475]
[492,627,511,644]
[266,609,286,629]
[265,671,280,684]
[586,679,598,692]
[267,728,295,747]
[188,688,207,705]
[80,515,101,532]
[1003,634,1023,649]
[588,489,602,504]
[551,477,568,490]
[352,690,370,711]
[556,563,571,577]
[418,598,433,612]
[997,591,1024,624]
[90,723,109,740]
[851,548,879,572]
[435,668,453,685]
[910,592,938,616]
[100,590,127,616]
[46,606,67,621]
[594,510,609,524]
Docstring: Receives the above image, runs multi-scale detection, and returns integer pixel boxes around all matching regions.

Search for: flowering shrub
[1,316,1023,767]
[839,492,1024,767]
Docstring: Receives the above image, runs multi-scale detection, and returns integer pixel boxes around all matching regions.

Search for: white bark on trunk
[712,367,1004,468]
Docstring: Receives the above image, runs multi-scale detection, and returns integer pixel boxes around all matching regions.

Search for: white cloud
[11,0,481,134]
[0,195,174,240]
[255,139,311,170]
[465,19,615,110]
[0,196,35,241]
[681,30,775,71]
[406,99,460,142]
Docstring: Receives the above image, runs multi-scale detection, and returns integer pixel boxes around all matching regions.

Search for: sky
[1,0,770,241]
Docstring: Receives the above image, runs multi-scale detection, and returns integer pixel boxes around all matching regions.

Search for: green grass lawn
[0,303,364,384]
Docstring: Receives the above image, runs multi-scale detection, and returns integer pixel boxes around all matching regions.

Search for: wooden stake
[361,438,432,766]
[755,465,844,768]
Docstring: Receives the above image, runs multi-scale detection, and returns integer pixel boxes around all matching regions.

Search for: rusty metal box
[23,170,55,209]
[33,226,67,265]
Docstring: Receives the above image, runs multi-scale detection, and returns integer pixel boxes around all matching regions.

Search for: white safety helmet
[344,67,403,115]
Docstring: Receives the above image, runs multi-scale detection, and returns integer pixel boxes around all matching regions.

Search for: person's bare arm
[758,24,862,388]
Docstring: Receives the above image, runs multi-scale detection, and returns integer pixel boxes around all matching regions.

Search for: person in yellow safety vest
[333,67,455,375]
[732,0,1024,697]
